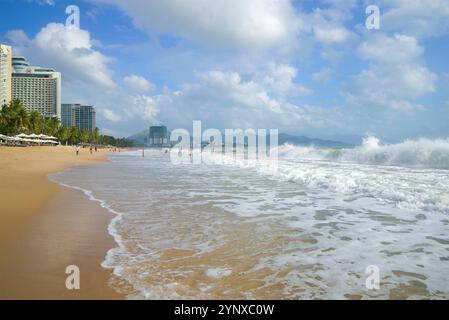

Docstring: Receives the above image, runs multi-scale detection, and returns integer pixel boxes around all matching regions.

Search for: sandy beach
[0,146,124,299]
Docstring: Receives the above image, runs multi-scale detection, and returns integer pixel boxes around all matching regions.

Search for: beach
[56,147,448,299]
[0,146,123,299]
[1,144,449,299]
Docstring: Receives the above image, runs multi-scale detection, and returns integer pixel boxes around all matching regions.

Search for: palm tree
[16,107,30,132]
[69,127,78,145]
[44,117,60,136]
[56,126,70,145]
[93,127,100,145]
[29,111,43,133]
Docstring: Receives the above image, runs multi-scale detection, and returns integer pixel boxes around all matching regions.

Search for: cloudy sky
[1,0,448,142]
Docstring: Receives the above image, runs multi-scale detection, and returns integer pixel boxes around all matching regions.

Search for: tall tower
[0,44,12,107]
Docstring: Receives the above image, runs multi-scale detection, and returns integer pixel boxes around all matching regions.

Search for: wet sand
[0,146,124,299]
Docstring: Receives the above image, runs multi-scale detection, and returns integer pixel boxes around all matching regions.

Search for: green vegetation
[0,100,133,147]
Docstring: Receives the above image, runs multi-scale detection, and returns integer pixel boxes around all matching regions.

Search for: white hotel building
[12,57,61,119]
[0,44,12,107]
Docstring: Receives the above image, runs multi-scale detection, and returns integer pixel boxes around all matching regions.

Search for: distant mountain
[128,130,350,148]
[127,129,149,146]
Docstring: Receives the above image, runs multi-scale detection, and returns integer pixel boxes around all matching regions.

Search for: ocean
[49,137,449,299]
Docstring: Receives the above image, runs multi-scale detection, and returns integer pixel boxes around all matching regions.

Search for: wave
[47,176,127,278]
[277,136,449,169]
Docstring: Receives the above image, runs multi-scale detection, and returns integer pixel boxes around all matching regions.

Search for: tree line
[0,100,133,147]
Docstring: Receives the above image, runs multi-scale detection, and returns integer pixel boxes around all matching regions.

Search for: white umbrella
[40,134,58,140]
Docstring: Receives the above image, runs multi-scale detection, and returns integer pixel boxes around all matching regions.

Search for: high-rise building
[74,105,96,132]
[61,103,79,127]
[11,56,61,119]
[149,125,168,147]
[0,44,12,107]
[62,103,96,132]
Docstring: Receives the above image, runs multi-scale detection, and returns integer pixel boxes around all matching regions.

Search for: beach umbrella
[37,134,58,141]
[42,140,59,144]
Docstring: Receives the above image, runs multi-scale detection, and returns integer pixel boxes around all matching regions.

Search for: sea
[49,137,449,299]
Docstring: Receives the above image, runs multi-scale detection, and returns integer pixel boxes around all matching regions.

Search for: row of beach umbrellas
[0,133,59,145]
[16,133,58,140]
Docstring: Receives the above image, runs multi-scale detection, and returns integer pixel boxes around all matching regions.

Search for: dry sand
[0,146,124,299]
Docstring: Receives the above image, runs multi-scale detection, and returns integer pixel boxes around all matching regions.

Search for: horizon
[0,0,448,142]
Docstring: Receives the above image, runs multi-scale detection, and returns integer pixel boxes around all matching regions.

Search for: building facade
[74,105,96,132]
[61,103,79,127]
[11,57,61,119]
[62,103,96,132]
[149,125,168,147]
[0,44,12,107]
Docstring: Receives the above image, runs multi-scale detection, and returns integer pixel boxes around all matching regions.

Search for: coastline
[0,146,124,300]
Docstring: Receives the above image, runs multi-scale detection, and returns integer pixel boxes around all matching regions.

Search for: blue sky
[0,0,448,143]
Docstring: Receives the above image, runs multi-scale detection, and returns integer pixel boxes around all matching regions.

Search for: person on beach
[75,146,80,156]
[90,146,93,154]
[95,145,98,152]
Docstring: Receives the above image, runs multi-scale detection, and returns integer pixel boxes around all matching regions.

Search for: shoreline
[0,146,125,300]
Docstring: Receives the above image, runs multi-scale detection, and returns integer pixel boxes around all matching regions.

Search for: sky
[0,0,448,143]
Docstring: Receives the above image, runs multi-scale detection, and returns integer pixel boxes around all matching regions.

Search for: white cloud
[346,65,436,111]
[314,25,352,44]
[381,0,449,38]
[102,109,122,123]
[301,7,355,45]
[5,30,30,46]
[123,75,156,93]
[8,23,116,89]
[257,63,312,96]
[346,34,437,112]
[128,68,339,131]
[125,95,159,122]
[358,34,423,64]
[92,0,299,51]
[30,0,55,5]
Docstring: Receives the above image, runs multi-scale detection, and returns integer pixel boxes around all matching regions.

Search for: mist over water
[51,137,449,299]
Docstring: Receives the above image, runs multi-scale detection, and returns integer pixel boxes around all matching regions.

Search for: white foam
[47,143,449,300]
[48,175,126,274]
[277,136,449,169]
[205,268,232,279]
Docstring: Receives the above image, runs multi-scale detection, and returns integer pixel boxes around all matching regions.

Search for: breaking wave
[278,136,449,170]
